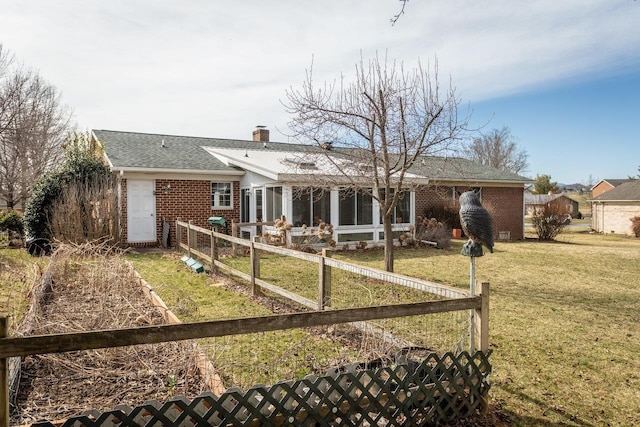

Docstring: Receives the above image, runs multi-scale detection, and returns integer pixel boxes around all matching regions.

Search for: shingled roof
[407,156,529,183]
[93,129,328,173]
[592,180,640,201]
[93,129,531,184]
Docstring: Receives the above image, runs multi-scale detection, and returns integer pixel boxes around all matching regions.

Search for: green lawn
[0,248,48,331]
[127,252,359,388]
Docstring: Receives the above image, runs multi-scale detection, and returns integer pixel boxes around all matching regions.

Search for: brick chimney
[253,126,269,142]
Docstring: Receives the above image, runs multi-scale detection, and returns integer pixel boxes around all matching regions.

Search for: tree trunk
[383,215,394,272]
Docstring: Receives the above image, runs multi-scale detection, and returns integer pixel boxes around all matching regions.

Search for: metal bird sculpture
[459,191,494,256]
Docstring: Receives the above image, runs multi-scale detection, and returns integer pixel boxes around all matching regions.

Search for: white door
[127,180,156,242]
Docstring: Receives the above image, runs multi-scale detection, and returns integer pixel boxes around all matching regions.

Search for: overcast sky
[3,0,640,184]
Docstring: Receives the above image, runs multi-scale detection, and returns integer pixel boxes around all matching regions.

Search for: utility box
[208,216,227,228]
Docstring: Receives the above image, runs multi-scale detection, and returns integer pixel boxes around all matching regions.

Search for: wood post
[1,315,9,427]
[210,228,218,274]
[318,248,332,310]
[476,282,490,353]
[250,236,260,296]
[187,220,192,259]
[231,220,238,256]
[175,218,181,252]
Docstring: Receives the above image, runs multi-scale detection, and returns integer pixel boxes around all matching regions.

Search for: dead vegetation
[11,242,207,425]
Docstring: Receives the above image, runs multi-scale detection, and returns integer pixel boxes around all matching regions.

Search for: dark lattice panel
[31,351,491,427]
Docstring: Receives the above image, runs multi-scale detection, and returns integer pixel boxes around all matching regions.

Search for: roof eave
[111,166,245,176]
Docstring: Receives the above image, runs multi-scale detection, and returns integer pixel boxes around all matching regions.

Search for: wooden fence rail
[175,220,488,351]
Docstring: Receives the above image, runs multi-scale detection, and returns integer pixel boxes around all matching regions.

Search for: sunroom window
[379,189,411,224]
[292,187,331,227]
[265,186,282,221]
[339,189,373,226]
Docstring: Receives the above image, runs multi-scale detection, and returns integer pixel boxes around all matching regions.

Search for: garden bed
[10,243,208,425]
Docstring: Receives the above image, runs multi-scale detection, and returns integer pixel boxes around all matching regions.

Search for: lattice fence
[31,351,491,427]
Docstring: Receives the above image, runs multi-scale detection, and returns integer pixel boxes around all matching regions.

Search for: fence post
[476,282,490,353]
[210,228,218,274]
[318,248,332,310]
[187,221,192,259]
[250,236,260,296]
[1,315,9,427]
[175,218,181,252]
[231,220,238,256]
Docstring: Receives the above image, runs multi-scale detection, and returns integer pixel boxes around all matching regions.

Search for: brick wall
[592,182,614,198]
[414,185,524,241]
[481,187,524,240]
[121,179,240,246]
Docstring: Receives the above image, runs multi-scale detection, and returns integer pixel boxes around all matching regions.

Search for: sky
[2,0,639,185]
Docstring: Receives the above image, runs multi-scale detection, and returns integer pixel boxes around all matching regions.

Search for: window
[265,186,282,221]
[292,187,331,227]
[240,188,250,222]
[379,189,411,224]
[211,182,232,209]
[339,189,373,226]
[255,189,263,222]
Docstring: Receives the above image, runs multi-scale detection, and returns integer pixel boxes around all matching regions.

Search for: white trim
[211,181,234,210]
[114,166,244,176]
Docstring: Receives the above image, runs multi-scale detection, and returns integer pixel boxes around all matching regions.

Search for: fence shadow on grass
[500,383,597,427]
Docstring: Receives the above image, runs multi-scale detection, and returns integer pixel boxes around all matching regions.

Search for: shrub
[422,202,461,230]
[414,216,452,249]
[0,210,24,237]
[530,203,571,241]
[631,217,640,238]
[23,148,113,241]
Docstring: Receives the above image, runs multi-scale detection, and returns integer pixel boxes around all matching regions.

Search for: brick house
[591,180,640,235]
[591,178,636,198]
[92,128,530,246]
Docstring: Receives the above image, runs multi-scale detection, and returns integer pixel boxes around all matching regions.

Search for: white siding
[592,202,640,235]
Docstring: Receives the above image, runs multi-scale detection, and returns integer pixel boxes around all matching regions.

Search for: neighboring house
[524,192,580,217]
[92,128,531,247]
[591,180,640,235]
[591,179,636,199]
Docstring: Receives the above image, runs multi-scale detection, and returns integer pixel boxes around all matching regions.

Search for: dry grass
[11,243,207,425]
[7,228,639,426]
[331,230,640,426]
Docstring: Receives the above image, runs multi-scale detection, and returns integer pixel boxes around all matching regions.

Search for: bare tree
[284,53,468,272]
[463,127,528,174]
[390,0,409,25]
[0,44,71,210]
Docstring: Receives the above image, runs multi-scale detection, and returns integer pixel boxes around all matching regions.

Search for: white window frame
[211,182,233,210]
